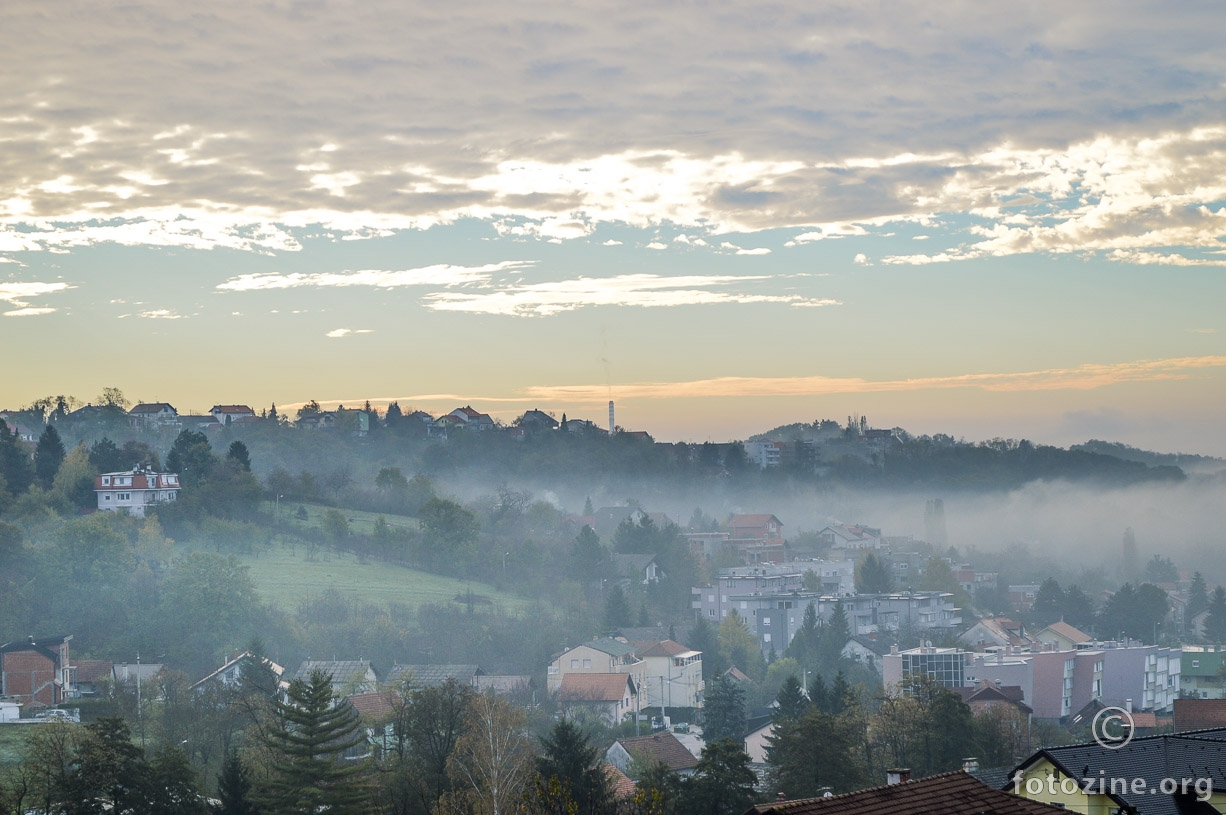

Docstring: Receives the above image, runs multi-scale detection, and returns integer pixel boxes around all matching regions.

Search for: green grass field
[238,545,536,614]
[272,501,420,535]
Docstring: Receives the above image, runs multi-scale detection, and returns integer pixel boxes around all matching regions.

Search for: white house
[95,466,180,517]
[635,640,704,709]
[128,403,179,428]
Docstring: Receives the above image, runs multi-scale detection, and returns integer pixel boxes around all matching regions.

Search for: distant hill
[1071,440,1225,474]
[748,419,1195,488]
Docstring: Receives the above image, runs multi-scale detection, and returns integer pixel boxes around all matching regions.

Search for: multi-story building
[887,641,1181,718]
[0,635,73,708]
[547,638,646,695]
[634,640,703,709]
[882,645,970,690]
[1181,646,1226,699]
[94,465,180,517]
[693,590,960,654]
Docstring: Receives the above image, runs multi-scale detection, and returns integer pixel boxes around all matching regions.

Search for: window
[104,495,112,501]
[1193,660,1201,668]
[102,476,110,485]
[570,659,579,669]
[582,659,591,669]
[762,617,770,626]
[763,633,772,643]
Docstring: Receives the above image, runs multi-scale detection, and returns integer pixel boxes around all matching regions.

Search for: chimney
[962,757,979,773]
[1125,699,1133,713]
[776,792,787,803]
[887,768,911,785]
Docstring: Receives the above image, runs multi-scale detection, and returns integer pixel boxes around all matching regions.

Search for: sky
[3,2,1226,455]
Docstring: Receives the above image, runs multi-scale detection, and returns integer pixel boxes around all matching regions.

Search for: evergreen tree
[227,441,252,472]
[808,674,828,713]
[603,584,632,630]
[215,749,259,815]
[260,670,370,815]
[1205,587,1226,643]
[766,706,867,797]
[571,525,605,580]
[583,496,594,516]
[855,552,893,594]
[687,616,726,680]
[1063,584,1096,629]
[701,675,746,743]
[828,671,852,716]
[785,603,821,674]
[534,719,612,815]
[33,424,66,488]
[772,676,808,723]
[1189,572,1210,621]
[0,420,33,497]
[682,739,757,815]
[88,437,123,473]
[818,601,850,673]
[1032,578,1064,624]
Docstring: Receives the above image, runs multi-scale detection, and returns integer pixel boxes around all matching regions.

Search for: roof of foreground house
[749,770,1069,815]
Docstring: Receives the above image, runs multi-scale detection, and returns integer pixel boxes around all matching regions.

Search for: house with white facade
[128,402,179,429]
[95,466,180,517]
[633,640,703,709]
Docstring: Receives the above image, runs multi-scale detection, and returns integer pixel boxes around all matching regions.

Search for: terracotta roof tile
[558,673,634,702]
[616,732,699,772]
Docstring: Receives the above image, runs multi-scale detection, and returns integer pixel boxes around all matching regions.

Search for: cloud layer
[521,356,1226,402]
[0,3,1223,263]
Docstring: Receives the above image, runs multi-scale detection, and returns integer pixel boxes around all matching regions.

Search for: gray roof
[387,664,482,687]
[1009,729,1226,815]
[583,637,640,658]
[293,660,374,687]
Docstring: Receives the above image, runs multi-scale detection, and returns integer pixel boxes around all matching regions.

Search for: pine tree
[701,674,746,743]
[855,552,893,594]
[1189,572,1210,621]
[34,424,66,488]
[1205,587,1226,644]
[227,440,252,472]
[534,719,612,815]
[216,749,258,815]
[772,676,808,723]
[603,584,632,630]
[0,420,33,497]
[260,670,370,815]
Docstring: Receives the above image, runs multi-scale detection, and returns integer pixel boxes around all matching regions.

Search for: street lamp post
[503,551,510,577]
[275,494,284,525]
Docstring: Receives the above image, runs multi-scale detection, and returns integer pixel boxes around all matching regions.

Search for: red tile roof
[635,640,694,658]
[347,691,399,722]
[615,732,699,772]
[750,771,1068,815]
[74,659,114,683]
[1174,699,1226,732]
[1040,621,1091,644]
[603,764,637,800]
[558,673,634,702]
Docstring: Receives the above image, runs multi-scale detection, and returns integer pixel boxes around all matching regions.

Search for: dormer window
[102,477,110,485]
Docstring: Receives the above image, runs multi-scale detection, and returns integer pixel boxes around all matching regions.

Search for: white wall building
[95,466,180,517]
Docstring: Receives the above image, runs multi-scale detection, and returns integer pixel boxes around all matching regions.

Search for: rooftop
[749,770,1067,815]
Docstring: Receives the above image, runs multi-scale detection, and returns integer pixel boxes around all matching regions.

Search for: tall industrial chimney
[608,401,615,434]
